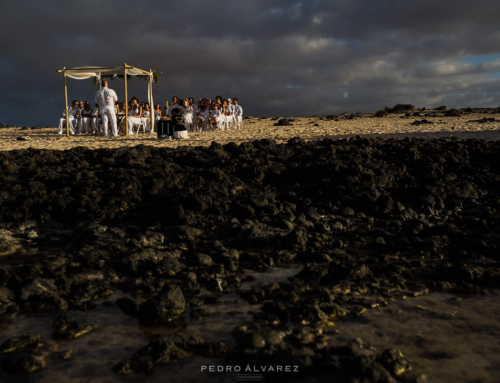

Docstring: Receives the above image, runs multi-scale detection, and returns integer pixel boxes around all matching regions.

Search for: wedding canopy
[56,64,162,136]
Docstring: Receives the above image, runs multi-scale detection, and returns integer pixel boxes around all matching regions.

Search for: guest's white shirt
[95,88,118,109]
[211,110,222,118]
[81,108,93,117]
[225,105,235,115]
[182,106,193,116]
[234,105,243,116]
[63,107,78,118]
[168,104,182,117]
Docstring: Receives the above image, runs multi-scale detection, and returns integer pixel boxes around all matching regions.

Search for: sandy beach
[2,112,500,151]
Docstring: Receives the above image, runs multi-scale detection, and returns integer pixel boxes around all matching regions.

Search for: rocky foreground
[0,136,500,382]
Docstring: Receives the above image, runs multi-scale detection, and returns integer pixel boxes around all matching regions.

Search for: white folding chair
[226,116,235,130]
[135,118,147,134]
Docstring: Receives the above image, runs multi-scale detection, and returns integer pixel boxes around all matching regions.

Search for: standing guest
[58,100,79,135]
[181,98,194,131]
[95,80,119,138]
[125,97,142,135]
[78,101,93,134]
[167,96,179,117]
[225,98,235,129]
[233,98,243,129]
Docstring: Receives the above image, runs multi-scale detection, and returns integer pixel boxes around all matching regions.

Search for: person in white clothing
[225,98,236,130]
[189,98,198,115]
[233,98,243,129]
[153,103,162,132]
[58,100,78,135]
[196,98,210,131]
[167,96,179,117]
[181,99,194,131]
[208,104,222,131]
[91,103,100,135]
[142,103,152,132]
[78,101,93,134]
[94,80,119,138]
[125,97,142,135]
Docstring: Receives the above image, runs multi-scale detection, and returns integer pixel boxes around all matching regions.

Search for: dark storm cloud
[1,0,500,126]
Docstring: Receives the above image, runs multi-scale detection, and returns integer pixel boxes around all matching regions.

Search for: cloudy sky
[2,0,500,127]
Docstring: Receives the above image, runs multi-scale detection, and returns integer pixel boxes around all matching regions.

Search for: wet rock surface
[0,137,500,381]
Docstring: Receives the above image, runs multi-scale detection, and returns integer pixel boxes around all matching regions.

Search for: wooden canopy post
[150,69,154,133]
[97,73,102,136]
[63,72,69,137]
[124,64,128,136]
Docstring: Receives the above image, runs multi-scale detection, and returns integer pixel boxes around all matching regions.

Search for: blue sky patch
[461,54,500,64]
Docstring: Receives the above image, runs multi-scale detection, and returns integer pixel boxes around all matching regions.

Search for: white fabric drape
[64,66,152,80]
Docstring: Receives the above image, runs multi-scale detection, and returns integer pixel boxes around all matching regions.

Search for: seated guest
[142,103,152,132]
[115,101,122,113]
[167,96,179,116]
[58,100,78,135]
[91,103,100,135]
[189,98,198,115]
[75,100,84,126]
[115,101,126,133]
[78,101,93,134]
[196,101,210,131]
[181,98,194,131]
[208,104,222,130]
[140,102,146,109]
[153,103,162,132]
[123,97,142,135]
[218,99,228,130]
[233,98,243,129]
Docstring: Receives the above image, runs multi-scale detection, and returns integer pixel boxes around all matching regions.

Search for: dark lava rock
[52,314,98,339]
[445,109,460,116]
[273,119,292,126]
[1,136,500,380]
[468,117,497,123]
[411,119,434,126]
[136,284,186,324]
[114,335,228,375]
[0,334,72,375]
[392,104,415,111]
